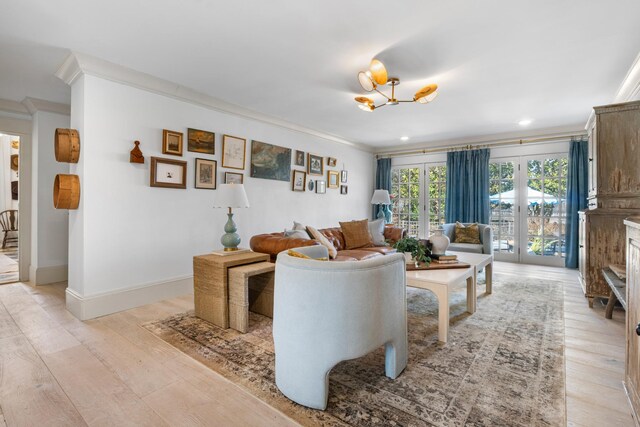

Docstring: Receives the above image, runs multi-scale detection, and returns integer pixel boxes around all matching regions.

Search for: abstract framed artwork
[187,128,215,155]
[225,172,244,184]
[308,153,323,175]
[222,134,246,170]
[150,157,187,189]
[340,185,348,195]
[195,158,217,189]
[292,169,306,192]
[162,129,183,156]
[315,180,326,194]
[250,140,291,182]
[295,150,305,167]
[328,170,339,189]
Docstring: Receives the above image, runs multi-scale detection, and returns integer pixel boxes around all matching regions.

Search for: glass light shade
[358,71,375,92]
[358,104,374,112]
[369,59,388,85]
[370,189,391,205]
[213,183,250,208]
[414,84,438,104]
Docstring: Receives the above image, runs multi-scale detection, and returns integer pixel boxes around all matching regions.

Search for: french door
[390,163,446,239]
[490,154,568,266]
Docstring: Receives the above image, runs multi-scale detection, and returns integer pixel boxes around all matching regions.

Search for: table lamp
[370,189,391,221]
[213,183,250,251]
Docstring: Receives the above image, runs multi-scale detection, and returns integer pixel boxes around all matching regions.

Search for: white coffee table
[448,251,493,294]
[406,266,475,343]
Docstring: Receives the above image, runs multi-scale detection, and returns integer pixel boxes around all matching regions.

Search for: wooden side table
[193,251,269,328]
[228,261,275,333]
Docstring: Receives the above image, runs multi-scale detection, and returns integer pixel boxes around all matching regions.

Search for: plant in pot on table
[394,237,431,268]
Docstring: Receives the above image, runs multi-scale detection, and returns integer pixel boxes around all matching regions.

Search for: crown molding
[55,52,372,152]
[615,51,640,103]
[0,98,30,116]
[22,97,70,116]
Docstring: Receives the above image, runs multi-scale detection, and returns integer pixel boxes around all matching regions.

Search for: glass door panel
[390,166,424,238]
[489,160,518,262]
[521,155,568,266]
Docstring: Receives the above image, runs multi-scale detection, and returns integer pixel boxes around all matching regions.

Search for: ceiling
[1,0,639,149]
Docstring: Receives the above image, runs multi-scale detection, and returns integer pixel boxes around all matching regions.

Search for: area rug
[0,248,19,285]
[144,274,565,426]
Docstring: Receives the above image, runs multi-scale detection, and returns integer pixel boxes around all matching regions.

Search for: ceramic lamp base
[221,212,241,251]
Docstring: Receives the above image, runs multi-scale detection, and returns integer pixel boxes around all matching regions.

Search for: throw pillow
[339,219,373,249]
[306,226,338,259]
[368,219,386,246]
[454,222,481,244]
[293,221,306,231]
[287,249,328,261]
[283,229,310,240]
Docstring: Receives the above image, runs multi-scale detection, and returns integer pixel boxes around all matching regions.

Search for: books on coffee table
[430,253,458,262]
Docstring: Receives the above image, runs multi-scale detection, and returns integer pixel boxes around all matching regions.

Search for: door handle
[636,323,640,336]
[579,245,584,248]
[588,158,593,162]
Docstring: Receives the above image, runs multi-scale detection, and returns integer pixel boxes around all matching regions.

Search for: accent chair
[273,245,407,410]
[441,222,493,255]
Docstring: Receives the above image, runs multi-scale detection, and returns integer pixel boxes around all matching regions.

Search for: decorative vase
[430,228,450,255]
[404,252,413,264]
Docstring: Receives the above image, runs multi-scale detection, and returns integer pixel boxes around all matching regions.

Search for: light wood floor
[0,262,636,426]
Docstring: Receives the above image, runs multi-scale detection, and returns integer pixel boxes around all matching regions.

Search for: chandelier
[355,59,439,112]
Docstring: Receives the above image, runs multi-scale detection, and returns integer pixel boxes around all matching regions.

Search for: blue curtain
[374,158,392,220]
[445,148,490,224]
[565,138,588,268]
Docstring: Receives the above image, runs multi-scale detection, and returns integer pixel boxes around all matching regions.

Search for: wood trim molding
[615,52,640,103]
[55,52,372,152]
[65,275,193,320]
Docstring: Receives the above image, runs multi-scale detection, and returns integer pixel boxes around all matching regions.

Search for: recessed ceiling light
[518,119,532,126]
[400,136,409,141]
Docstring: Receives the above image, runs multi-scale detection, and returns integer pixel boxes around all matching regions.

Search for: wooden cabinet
[579,100,640,305]
[624,217,640,425]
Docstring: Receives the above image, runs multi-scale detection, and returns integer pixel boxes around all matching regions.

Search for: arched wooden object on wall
[54,128,80,163]
[53,174,80,209]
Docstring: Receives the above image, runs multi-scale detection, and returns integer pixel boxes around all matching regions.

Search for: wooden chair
[0,210,18,249]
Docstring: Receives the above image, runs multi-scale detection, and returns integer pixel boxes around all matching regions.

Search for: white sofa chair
[441,222,494,255]
[273,245,407,410]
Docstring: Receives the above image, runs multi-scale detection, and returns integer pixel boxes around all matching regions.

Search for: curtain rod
[375,132,588,159]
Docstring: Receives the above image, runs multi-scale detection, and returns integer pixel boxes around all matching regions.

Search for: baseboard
[65,275,193,320]
[31,264,69,285]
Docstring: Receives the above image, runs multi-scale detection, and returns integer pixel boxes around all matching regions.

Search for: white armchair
[273,246,407,410]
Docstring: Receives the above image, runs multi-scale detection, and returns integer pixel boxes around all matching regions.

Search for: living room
[1,1,640,426]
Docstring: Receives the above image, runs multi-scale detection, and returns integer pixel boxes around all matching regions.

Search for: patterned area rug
[144,274,565,426]
[0,247,18,284]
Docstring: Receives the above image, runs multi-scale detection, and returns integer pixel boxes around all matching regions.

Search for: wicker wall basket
[54,128,80,163]
[53,174,80,209]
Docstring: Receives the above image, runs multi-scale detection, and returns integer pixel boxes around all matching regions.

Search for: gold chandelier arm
[373,102,388,110]
[373,87,391,100]
[396,99,416,103]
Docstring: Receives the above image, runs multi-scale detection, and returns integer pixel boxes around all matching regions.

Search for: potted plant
[393,237,431,266]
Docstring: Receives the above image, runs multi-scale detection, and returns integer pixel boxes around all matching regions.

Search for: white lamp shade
[370,189,391,205]
[213,183,250,208]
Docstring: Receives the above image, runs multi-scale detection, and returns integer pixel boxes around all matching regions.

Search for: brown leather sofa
[250,225,406,262]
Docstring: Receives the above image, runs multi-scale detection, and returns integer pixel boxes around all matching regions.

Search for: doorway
[0,133,19,284]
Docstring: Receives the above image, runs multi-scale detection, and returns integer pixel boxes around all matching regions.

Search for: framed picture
[195,158,217,189]
[250,140,291,182]
[308,180,315,191]
[162,129,183,156]
[340,185,348,195]
[341,170,348,183]
[327,157,337,167]
[328,170,339,188]
[222,134,246,170]
[308,153,323,175]
[315,180,326,194]
[225,172,244,184]
[187,128,215,155]
[292,170,306,192]
[150,157,187,189]
[295,150,305,167]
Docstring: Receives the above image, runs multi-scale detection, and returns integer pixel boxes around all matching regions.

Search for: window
[427,165,446,233]
[390,167,421,237]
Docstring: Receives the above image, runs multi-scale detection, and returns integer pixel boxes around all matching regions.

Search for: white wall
[30,110,70,284]
[67,74,374,318]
